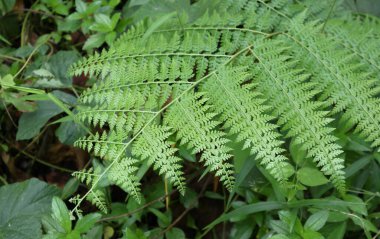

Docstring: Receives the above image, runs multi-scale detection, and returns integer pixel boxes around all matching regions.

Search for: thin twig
[0,174,8,185]
[321,0,337,32]
[1,135,75,173]
[0,54,26,63]
[2,101,17,128]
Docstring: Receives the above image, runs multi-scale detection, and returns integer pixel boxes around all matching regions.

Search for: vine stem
[0,175,8,185]
[321,0,337,32]
[70,44,254,215]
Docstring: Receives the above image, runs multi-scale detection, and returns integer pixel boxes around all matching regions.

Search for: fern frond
[165,92,235,191]
[250,39,345,191]
[73,168,108,213]
[201,67,290,183]
[132,125,186,194]
[283,18,380,149]
[70,0,380,211]
[108,158,142,202]
[326,17,380,78]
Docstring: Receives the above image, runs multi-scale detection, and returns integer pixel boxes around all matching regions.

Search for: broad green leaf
[205,199,352,230]
[351,217,378,233]
[124,228,146,239]
[109,0,120,7]
[289,139,308,165]
[270,220,289,234]
[105,32,117,46]
[128,0,150,7]
[90,14,113,32]
[111,13,121,29]
[46,51,80,86]
[65,230,80,239]
[326,222,346,239]
[230,218,254,239]
[271,235,290,239]
[83,34,105,50]
[302,229,324,239]
[74,213,101,233]
[3,91,37,111]
[0,0,16,14]
[75,0,87,13]
[297,167,329,187]
[305,211,329,231]
[0,178,60,239]
[16,100,64,140]
[343,195,367,216]
[52,197,71,233]
[83,224,103,239]
[56,121,87,145]
[61,178,79,200]
[278,210,297,233]
[165,227,185,239]
[0,74,15,88]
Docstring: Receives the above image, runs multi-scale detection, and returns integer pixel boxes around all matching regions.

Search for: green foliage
[70,0,380,214]
[42,196,101,239]
[1,0,380,238]
[0,178,60,239]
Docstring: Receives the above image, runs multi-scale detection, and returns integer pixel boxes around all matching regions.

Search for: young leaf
[74,213,101,233]
[305,211,329,231]
[52,196,72,233]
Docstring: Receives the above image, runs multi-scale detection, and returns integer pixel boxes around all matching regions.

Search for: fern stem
[70,45,253,214]
[321,0,337,32]
[81,81,194,96]
[78,109,158,114]
[109,52,232,61]
[75,139,126,145]
[118,26,270,42]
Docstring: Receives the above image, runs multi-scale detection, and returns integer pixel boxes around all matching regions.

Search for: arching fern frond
[69,0,380,212]
[132,125,186,194]
[249,39,345,191]
[282,17,380,149]
[164,92,235,191]
[73,168,108,213]
[201,67,289,183]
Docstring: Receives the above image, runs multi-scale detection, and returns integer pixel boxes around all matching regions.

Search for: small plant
[70,0,380,213]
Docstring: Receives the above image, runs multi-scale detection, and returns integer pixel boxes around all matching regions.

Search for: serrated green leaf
[0,178,60,239]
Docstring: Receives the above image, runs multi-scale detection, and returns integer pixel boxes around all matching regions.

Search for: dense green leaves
[0,178,59,239]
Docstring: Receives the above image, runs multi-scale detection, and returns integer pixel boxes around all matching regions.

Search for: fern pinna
[69,0,380,213]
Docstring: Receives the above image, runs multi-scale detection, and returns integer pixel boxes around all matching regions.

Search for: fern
[68,0,380,212]
[249,39,345,191]
[201,67,289,183]
[73,168,108,213]
[164,92,235,190]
